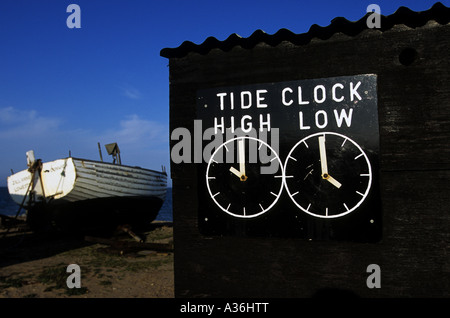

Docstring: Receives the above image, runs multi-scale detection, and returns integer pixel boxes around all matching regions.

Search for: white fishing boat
[7,143,167,231]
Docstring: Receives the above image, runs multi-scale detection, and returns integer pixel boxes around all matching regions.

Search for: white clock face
[283,132,372,218]
[206,136,284,218]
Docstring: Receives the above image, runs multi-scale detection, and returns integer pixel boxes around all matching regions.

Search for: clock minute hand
[228,139,248,182]
[318,136,328,176]
[238,139,246,176]
[318,136,342,188]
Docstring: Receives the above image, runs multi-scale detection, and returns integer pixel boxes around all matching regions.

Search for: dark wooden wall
[166,22,450,297]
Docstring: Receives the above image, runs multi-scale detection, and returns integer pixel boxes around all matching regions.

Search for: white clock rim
[206,135,284,219]
[282,131,373,219]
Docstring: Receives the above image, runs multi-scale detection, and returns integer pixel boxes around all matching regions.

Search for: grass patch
[145,227,173,242]
[37,266,68,289]
[0,276,25,289]
[85,246,172,273]
[37,264,88,296]
[0,273,35,290]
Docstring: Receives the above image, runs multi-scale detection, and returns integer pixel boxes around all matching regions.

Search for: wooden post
[98,142,103,162]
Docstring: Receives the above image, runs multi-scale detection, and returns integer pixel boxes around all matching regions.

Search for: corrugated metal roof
[160,2,450,58]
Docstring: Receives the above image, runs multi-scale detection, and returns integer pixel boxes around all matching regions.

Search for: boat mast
[98,142,104,162]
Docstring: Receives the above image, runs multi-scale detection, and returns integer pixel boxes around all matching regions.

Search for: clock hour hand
[325,175,342,188]
[229,166,241,178]
[229,166,248,181]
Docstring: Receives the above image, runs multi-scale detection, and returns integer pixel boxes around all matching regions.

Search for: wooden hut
[161,2,450,297]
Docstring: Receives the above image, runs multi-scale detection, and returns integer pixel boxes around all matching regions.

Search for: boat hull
[27,195,165,232]
[7,157,167,231]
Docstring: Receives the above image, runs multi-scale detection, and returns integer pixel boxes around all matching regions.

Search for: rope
[1,162,39,237]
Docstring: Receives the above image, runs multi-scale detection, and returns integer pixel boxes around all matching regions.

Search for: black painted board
[195,75,381,241]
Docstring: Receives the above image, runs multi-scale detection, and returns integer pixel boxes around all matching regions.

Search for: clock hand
[229,166,247,181]
[230,140,248,182]
[318,136,341,188]
[325,174,342,188]
[238,139,246,177]
[229,166,241,178]
[318,136,328,177]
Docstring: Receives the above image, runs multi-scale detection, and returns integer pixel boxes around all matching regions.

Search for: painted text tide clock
[196,74,381,241]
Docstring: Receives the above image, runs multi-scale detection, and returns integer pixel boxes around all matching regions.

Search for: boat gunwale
[69,157,168,177]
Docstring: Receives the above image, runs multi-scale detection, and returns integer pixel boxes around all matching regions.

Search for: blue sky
[0,0,446,187]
